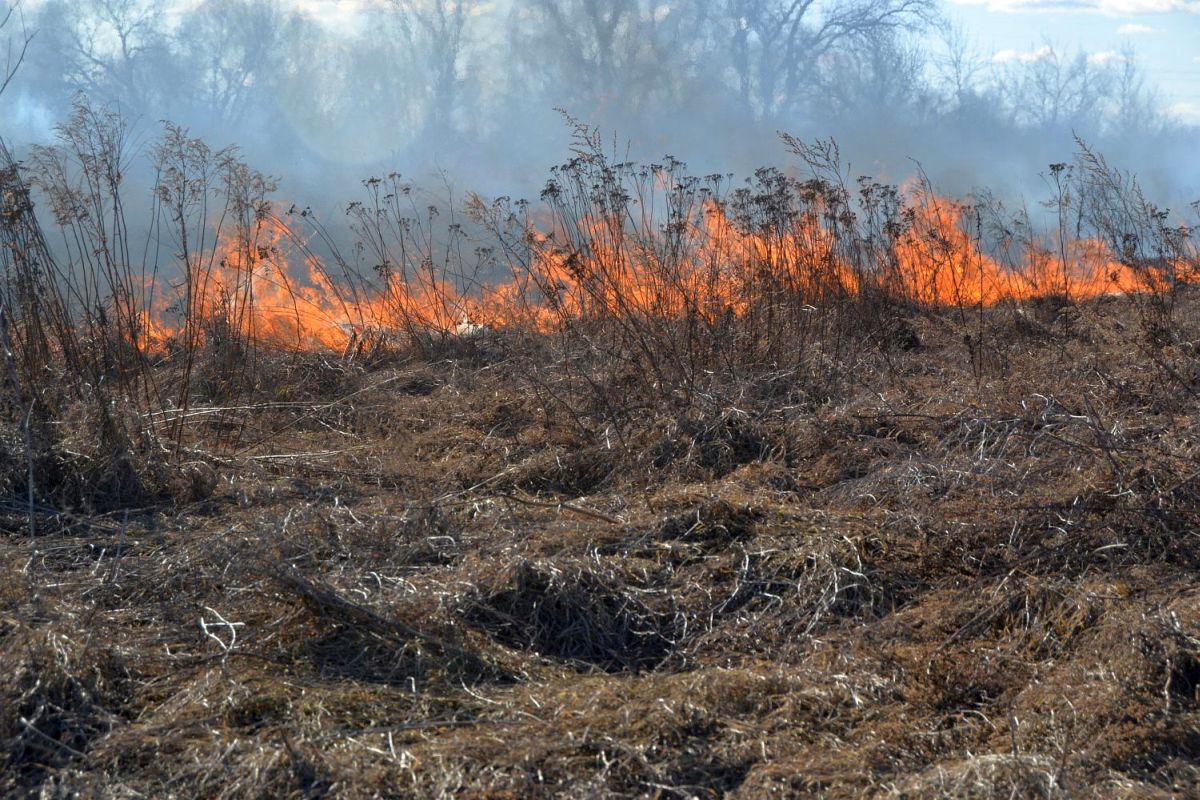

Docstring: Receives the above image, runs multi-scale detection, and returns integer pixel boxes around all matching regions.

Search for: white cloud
[993,45,1057,63]
[283,0,387,29]
[1169,100,1200,124]
[952,0,1200,14]
[641,3,673,22]
[1117,22,1157,32]
[991,45,1132,68]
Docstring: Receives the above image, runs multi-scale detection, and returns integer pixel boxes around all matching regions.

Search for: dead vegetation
[1,108,1199,795]
[0,286,1198,798]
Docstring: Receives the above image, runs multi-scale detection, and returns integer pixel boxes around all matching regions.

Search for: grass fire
[2,2,1200,798]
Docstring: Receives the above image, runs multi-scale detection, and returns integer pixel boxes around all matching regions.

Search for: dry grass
[1,287,1198,798]
[1,110,1198,795]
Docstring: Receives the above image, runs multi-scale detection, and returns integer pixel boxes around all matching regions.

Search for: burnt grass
[3,294,1200,798]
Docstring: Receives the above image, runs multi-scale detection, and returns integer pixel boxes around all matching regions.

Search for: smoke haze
[1,0,1197,225]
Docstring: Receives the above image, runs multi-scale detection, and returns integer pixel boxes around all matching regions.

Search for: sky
[946,0,1200,123]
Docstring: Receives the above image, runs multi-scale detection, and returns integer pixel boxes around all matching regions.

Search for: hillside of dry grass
[2,290,1199,798]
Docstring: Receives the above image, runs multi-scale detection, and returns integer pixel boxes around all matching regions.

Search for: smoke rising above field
[1,0,1198,216]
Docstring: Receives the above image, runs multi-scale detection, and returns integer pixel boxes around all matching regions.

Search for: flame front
[137,189,1191,354]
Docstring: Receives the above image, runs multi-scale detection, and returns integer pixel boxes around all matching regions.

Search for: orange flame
[138,191,1192,353]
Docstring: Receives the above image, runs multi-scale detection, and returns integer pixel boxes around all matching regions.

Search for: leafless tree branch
[1,1,32,98]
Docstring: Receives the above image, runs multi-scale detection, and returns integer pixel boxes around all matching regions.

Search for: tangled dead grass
[2,291,1200,798]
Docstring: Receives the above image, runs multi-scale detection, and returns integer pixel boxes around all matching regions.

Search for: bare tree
[1109,48,1167,139]
[816,28,930,122]
[507,0,710,122]
[36,0,173,113]
[931,19,988,115]
[177,0,292,129]
[714,0,935,121]
[997,45,1115,131]
[1,1,31,97]
[387,0,474,141]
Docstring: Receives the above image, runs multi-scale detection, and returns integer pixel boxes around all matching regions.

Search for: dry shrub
[45,399,173,510]
[185,317,256,404]
[0,396,176,521]
[0,418,23,503]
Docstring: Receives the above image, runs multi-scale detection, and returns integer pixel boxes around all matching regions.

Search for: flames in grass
[138,185,1191,354]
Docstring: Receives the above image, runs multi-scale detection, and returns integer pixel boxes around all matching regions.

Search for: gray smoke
[1,0,1197,225]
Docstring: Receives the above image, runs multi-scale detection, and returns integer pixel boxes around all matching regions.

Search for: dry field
[3,290,1199,799]
[2,117,1199,797]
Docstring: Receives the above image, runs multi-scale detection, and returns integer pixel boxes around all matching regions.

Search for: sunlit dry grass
[1,109,1199,797]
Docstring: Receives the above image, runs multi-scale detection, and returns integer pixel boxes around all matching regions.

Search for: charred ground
[2,288,1200,798]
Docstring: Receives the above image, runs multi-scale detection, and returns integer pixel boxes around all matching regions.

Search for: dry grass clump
[501,446,620,497]
[884,753,1067,798]
[271,568,511,687]
[0,399,175,524]
[465,556,680,673]
[0,627,130,794]
[645,413,781,482]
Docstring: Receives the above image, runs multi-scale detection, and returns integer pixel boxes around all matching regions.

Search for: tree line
[0,0,1192,194]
